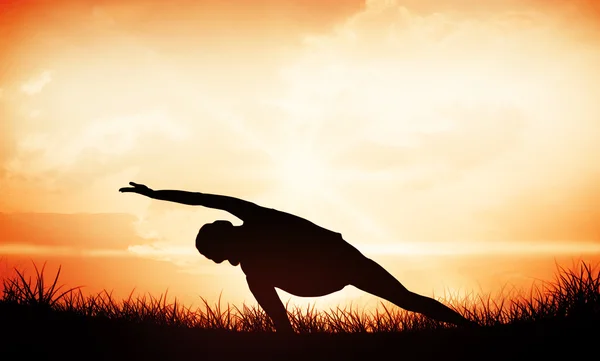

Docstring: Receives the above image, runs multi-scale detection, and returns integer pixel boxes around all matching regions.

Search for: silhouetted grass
[1,260,598,333]
[1,260,598,360]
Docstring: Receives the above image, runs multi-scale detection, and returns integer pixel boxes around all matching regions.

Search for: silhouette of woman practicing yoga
[119,182,475,332]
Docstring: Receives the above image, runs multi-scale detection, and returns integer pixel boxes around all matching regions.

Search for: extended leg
[246,276,294,333]
[350,258,473,326]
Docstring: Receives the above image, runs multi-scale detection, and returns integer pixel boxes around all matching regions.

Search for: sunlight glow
[356,241,600,256]
[1,0,600,308]
[0,244,131,257]
[274,148,331,195]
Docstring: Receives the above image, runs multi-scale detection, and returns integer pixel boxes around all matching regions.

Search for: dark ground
[1,303,597,361]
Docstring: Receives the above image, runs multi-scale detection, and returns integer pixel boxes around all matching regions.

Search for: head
[195,220,241,265]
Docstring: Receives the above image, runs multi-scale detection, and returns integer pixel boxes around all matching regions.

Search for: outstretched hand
[119,182,153,197]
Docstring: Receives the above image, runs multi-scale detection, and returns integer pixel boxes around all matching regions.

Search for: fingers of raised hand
[129,181,149,188]
[120,181,149,193]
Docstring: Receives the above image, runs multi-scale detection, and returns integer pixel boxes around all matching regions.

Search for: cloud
[126,242,236,275]
[0,209,244,280]
[0,102,18,183]
[355,240,600,256]
[20,70,52,95]
[2,0,600,250]
[478,176,600,241]
[0,243,131,257]
[0,212,147,248]
[331,106,525,176]
[4,110,189,190]
[262,0,600,244]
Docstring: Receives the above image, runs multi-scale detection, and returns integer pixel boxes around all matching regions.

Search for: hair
[195,220,236,263]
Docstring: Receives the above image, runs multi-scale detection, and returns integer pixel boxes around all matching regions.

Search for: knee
[396,291,422,311]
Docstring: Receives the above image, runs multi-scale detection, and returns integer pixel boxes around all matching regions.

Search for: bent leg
[350,258,473,326]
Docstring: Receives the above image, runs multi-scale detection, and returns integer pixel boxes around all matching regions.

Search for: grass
[1,260,599,360]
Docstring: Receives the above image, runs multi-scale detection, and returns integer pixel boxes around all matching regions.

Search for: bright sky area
[0,0,599,310]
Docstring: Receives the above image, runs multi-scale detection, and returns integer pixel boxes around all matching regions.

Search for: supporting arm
[246,277,294,334]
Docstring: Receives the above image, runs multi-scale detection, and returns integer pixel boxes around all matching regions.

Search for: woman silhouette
[119,182,475,332]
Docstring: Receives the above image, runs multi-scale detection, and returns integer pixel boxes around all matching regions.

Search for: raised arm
[119,182,260,220]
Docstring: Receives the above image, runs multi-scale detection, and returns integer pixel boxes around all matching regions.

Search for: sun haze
[1,0,599,309]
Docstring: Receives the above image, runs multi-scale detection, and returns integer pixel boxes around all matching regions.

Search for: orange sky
[1,0,599,309]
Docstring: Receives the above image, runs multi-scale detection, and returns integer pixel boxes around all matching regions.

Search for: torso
[237,208,365,297]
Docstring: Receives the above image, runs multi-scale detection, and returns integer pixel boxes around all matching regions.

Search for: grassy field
[1,260,598,360]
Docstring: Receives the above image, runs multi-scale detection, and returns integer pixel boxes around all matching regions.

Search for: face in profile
[195,220,239,265]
